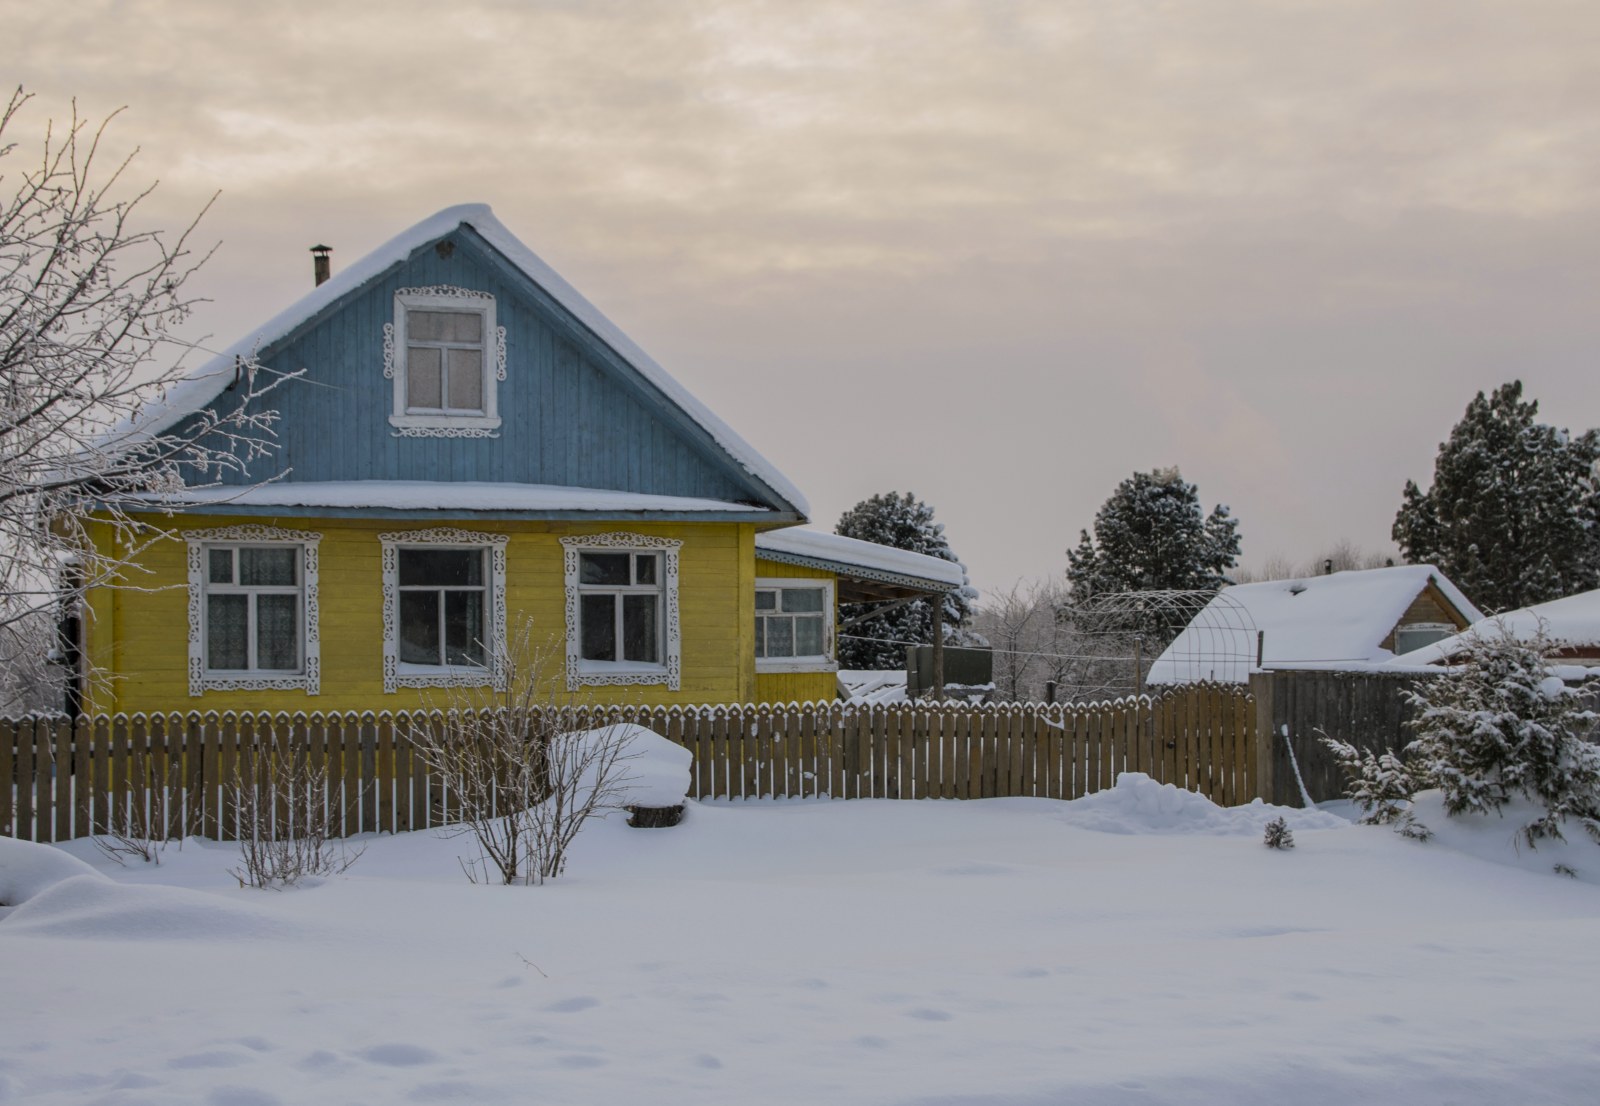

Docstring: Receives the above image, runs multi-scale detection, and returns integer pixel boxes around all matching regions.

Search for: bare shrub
[93,747,195,866]
[406,621,639,886]
[228,740,362,888]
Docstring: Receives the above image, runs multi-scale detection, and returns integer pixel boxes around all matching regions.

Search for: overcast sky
[7,1,1599,596]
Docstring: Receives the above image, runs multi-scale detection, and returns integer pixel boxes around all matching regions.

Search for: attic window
[385,286,506,438]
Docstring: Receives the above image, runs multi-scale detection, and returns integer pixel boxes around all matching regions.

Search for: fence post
[0,718,14,838]
[1248,671,1276,803]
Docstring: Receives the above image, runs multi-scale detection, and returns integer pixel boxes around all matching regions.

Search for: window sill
[572,660,671,687]
[389,662,494,690]
[757,658,838,674]
[389,414,501,439]
[197,671,313,693]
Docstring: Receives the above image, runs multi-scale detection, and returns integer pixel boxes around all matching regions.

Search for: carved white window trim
[560,532,682,691]
[383,285,506,439]
[380,528,510,693]
[185,525,321,697]
[755,577,838,673]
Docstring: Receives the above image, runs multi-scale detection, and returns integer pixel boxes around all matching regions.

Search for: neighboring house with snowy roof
[1390,586,1600,669]
[74,205,966,712]
[1145,565,1482,686]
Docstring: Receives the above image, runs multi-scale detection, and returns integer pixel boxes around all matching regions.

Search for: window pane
[206,594,248,670]
[408,311,446,342]
[755,590,776,611]
[446,348,484,411]
[444,590,485,666]
[447,311,483,343]
[399,547,483,587]
[634,554,657,585]
[794,615,824,656]
[579,553,629,586]
[410,309,482,344]
[239,547,297,587]
[766,617,794,658]
[208,548,233,585]
[755,617,766,659]
[581,594,616,661]
[399,591,441,665]
[407,346,442,408]
[623,595,659,663]
[781,588,824,613]
[256,594,299,670]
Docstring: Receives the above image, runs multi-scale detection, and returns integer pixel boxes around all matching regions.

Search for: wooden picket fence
[1,683,1258,844]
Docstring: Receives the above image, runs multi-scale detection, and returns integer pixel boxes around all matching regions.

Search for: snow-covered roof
[1147,565,1482,685]
[125,481,772,516]
[1390,586,1600,666]
[754,529,968,591]
[110,204,808,517]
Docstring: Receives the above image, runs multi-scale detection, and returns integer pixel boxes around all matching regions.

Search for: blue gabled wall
[187,229,777,507]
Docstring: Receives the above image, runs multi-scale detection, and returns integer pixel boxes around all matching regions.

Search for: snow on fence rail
[1,684,1258,844]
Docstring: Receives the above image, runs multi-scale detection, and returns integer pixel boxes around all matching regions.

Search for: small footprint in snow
[168,1051,250,1070]
[855,1035,890,1049]
[409,1080,501,1102]
[357,1044,439,1067]
[556,1054,607,1069]
[297,1050,346,1072]
[905,1008,952,1022]
[545,996,600,1014]
[206,1088,283,1106]
[694,1054,723,1069]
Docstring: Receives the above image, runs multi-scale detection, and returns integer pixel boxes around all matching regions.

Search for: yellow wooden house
[80,206,965,714]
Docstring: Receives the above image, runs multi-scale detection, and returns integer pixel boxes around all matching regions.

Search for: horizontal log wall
[1,684,1257,844]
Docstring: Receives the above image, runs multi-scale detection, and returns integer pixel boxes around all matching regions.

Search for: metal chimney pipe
[310,244,332,286]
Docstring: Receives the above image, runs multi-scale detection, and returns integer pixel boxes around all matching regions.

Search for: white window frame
[1394,621,1457,655]
[755,578,836,673]
[383,285,507,438]
[185,525,321,697]
[380,528,509,693]
[560,533,682,691]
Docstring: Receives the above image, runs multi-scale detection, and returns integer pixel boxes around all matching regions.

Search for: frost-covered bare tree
[0,88,287,710]
[407,621,640,885]
[973,578,1070,702]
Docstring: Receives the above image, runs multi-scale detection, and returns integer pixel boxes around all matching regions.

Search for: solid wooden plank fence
[1,684,1259,844]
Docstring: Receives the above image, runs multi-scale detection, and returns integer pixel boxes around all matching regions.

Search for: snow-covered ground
[5,775,1600,1105]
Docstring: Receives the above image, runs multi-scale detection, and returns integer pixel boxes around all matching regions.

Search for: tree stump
[627,804,684,828]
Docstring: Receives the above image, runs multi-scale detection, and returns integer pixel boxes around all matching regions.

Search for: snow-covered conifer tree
[1393,381,1600,612]
[1405,622,1600,847]
[834,491,971,670]
[1067,467,1241,600]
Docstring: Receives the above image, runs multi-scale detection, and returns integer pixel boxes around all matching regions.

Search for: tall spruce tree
[1393,381,1600,613]
[835,491,971,670]
[1067,467,1241,601]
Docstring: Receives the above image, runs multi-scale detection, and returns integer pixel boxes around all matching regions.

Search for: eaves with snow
[755,528,971,599]
[1146,565,1483,685]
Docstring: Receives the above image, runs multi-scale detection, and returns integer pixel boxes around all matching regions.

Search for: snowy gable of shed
[1146,565,1481,685]
[1391,586,1600,668]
